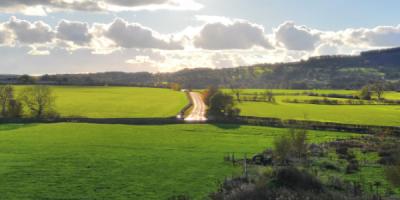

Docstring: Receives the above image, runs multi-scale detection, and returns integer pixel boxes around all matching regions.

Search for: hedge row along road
[185,92,207,122]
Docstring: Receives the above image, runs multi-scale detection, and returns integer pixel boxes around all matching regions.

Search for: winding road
[185,92,207,122]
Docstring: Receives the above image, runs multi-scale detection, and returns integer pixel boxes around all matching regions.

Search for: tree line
[2,47,400,90]
[0,85,57,119]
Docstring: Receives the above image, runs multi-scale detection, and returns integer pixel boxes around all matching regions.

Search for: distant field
[14,86,187,118]
[222,89,400,126]
[0,123,359,200]
[224,89,400,100]
[238,101,400,126]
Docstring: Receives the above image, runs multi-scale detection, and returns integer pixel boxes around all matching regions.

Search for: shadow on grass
[210,123,242,130]
[0,124,37,132]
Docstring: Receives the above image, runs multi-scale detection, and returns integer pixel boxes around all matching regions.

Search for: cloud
[105,0,169,7]
[0,29,7,44]
[56,20,92,45]
[274,21,320,51]
[194,20,272,50]
[339,25,400,47]
[0,0,202,15]
[5,16,54,44]
[103,18,183,50]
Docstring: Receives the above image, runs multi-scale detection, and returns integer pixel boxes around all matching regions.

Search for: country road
[185,92,207,121]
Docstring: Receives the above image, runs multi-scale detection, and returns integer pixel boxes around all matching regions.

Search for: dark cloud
[56,20,92,45]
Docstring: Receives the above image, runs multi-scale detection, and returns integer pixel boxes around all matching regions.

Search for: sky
[0,0,399,74]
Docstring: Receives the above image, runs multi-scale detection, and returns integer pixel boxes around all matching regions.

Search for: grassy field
[226,89,400,100]
[223,89,400,126]
[0,123,359,200]
[238,101,400,126]
[15,86,188,118]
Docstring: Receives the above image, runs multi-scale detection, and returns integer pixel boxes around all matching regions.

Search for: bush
[346,159,360,174]
[320,161,341,172]
[385,165,400,187]
[273,128,309,165]
[274,167,323,192]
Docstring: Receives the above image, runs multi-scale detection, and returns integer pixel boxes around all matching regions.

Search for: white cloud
[5,16,54,44]
[274,21,320,51]
[338,25,400,48]
[0,0,202,15]
[1,16,400,74]
[194,20,272,50]
[103,18,183,50]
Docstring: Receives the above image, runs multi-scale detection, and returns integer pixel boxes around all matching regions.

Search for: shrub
[346,159,360,174]
[274,167,323,192]
[320,161,341,172]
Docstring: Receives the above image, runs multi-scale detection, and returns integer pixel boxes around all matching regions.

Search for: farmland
[223,89,400,126]
[14,86,188,118]
[0,123,359,199]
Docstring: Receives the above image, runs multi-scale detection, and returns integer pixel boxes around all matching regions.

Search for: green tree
[273,128,309,165]
[19,85,57,118]
[207,92,240,118]
[359,85,372,100]
[230,85,242,103]
[17,75,36,84]
[385,165,400,187]
[274,134,293,165]
[0,85,13,117]
[372,82,385,100]
[202,85,219,106]
[169,83,182,91]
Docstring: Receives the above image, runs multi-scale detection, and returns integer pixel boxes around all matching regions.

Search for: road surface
[185,92,207,122]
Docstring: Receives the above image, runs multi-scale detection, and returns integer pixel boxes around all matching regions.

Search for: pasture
[224,89,400,126]
[14,86,188,118]
[0,123,359,199]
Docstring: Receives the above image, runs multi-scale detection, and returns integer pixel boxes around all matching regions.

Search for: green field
[224,89,400,126]
[239,101,400,126]
[224,89,400,100]
[15,86,188,118]
[0,123,359,199]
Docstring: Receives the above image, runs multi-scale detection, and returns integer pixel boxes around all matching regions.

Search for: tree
[290,128,308,159]
[202,85,219,106]
[17,75,36,84]
[169,83,182,91]
[230,85,242,102]
[263,90,275,103]
[19,86,56,118]
[274,134,293,165]
[372,82,385,100]
[0,85,13,117]
[207,92,240,118]
[273,128,309,165]
[359,85,372,100]
[6,99,23,118]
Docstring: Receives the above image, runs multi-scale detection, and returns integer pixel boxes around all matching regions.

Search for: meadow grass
[224,89,400,100]
[223,89,400,126]
[238,101,400,126]
[0,123,359,199]
[15,86,188,118]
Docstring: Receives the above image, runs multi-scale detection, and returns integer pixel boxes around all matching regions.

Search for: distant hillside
[3,47,400,90]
